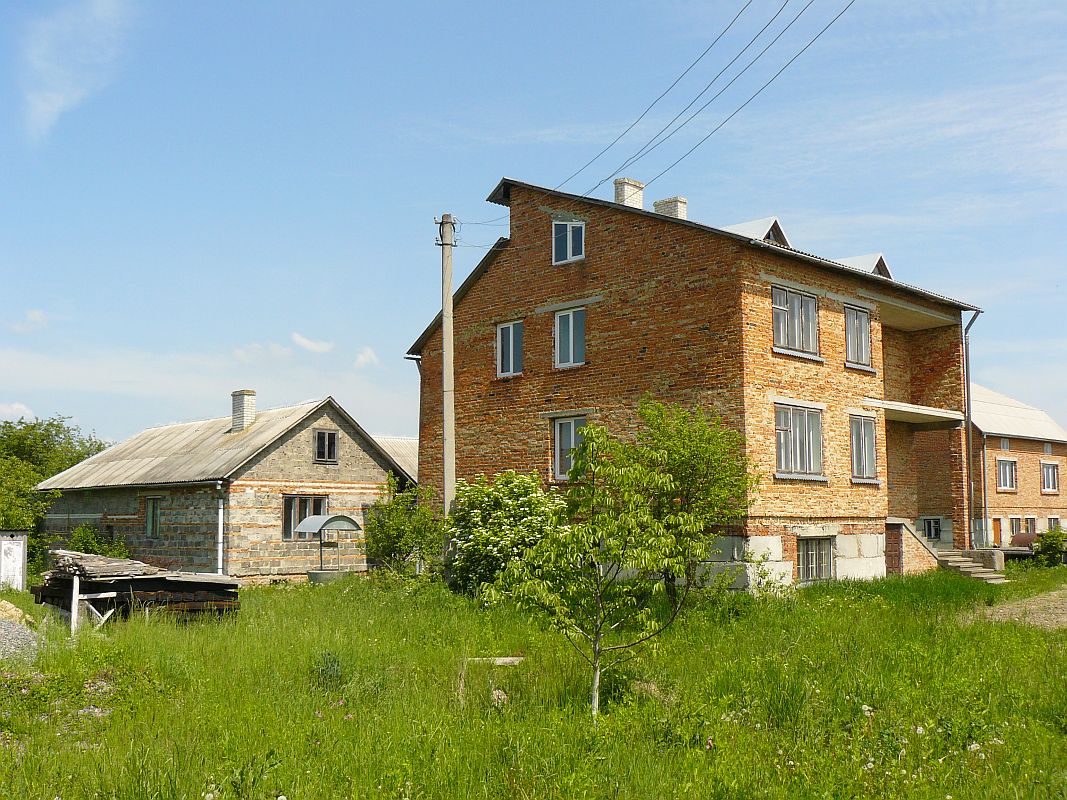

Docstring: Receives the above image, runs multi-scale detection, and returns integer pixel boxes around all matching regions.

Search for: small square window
[554,416,587,480]
[552,221,585,265]
[1044,442,1054,456]
[996,458,1017,491]
[797,537,833,582]
[497,320,523,376]
[844,306,871,367]
[315,430,338,463]
[772,286,819,355]
[1000,438,1010,451]
[555,308,586,368]
[923,518,942,541]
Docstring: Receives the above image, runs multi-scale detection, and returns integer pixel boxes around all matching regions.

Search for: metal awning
[863,398,964,428]
[294,514,361,535]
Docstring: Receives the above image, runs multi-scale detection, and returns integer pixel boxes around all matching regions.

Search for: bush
[1034,527,1066,567]
[445,471,563,595]
[67,523,130,559]
[364,476,444,575]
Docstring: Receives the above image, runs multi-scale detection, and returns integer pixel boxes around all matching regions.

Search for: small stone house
[970,384,1067,547]
[408,176,981,586]
[37,391,417,579]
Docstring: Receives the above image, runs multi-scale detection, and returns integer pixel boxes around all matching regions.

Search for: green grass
[2,567,1066,799]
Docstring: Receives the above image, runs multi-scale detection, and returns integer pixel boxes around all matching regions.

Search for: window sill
[1042,490,1060,496]
[554,362,587,371]
[850,477,881,487]
[771,346,824,363]
[494,372,523,381]
[314,460,339,466]
[996,488,1017,494]
[552,256,586,267]
[774,472,829,483]
[845,362,877,375]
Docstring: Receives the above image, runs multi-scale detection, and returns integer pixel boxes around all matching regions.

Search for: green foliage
[0,415,107,478]
[310,649,344,692]
[67,523,130,559]
[364,475,445,574]
[446,470,564,595]
[0,455,52,529]
[1034,526,1066,567]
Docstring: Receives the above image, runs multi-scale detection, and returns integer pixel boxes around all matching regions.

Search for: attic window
[552,221,584,265]
[315,430,338,463]
[765,222,788,246]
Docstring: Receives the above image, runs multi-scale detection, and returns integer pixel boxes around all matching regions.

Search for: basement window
[797,537,833,583]
[552,221,585,265]
[283,495,327,540]
[1049,517,1061,531]
[315,430,339,463]
[554,416,587,481]
[1042,462,1060,493]
[772,286,819,356]
[996,458,1017,491]
[145,497,161,539]
[1009,517,1022,542]
[497,320,524,377]
[1025,517,1038,537]
[923,518,941,541]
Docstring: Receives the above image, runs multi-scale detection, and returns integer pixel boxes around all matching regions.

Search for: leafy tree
[1034,526,1065,568]
[364,476,444,574]
[0,415,107,478]
[67,523,130,559]
[0,456,53,529]
[445,471,564,595]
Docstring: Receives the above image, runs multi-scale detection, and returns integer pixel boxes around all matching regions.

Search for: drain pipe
[963,310,982,549]
[216,481,225,575]
[981,435,990,544]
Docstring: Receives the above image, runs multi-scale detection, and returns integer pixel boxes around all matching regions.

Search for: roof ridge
[136,398,323,431]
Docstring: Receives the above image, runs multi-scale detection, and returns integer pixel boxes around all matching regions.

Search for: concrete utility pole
[439,213,457,514]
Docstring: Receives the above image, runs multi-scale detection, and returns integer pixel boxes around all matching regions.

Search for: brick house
[408,177,980,585]
[970,384,1067,547]
[37,391,416,579]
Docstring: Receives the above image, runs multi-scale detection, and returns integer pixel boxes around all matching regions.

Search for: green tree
[1034,526,1065,567]
[364,476,444,574]
[0,415,107,478]
[0,456,53,529]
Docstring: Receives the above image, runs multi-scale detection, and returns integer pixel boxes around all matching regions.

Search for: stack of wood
[32,550,240,629]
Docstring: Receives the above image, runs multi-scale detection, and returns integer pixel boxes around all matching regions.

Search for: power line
[553,0,755,192]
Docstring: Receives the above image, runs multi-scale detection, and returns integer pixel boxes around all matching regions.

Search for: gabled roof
[971,384,1067,444]
[372,435,419,482]
[37,398,415,491]
[407,178,978,356]
[838,253,893,279]
[721,216,791,247]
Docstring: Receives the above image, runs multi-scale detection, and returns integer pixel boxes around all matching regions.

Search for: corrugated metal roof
[971,384,1067,443]
[372,435,418,483]
[721,216,791,247]
[37,401,324,491]
[838,253,893,279]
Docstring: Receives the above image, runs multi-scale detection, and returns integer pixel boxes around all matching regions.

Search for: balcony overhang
[863,398,964,429]
[856,290,959,331]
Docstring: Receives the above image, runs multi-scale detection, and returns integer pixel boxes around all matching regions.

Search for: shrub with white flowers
[445,471,564,595]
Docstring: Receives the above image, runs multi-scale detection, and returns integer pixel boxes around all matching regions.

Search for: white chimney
[231,389,256,432]
[614,177,644,209]
[654,196,688,220]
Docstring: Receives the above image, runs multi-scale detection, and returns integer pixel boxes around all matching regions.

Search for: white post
[70,574,80,634]
[440,213,457,514]
[216,491,225,575]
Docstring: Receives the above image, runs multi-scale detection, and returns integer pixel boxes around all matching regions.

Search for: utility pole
[438,213,457,514]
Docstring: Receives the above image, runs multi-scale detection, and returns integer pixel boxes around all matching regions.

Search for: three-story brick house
[409,177,980,584]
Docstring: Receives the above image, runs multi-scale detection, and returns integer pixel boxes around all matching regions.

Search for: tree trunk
[591,649,601,719]
[663,570,678,606]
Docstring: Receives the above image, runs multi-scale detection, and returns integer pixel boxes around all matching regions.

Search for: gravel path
[0,620,37,661]
[978,588,1067,630]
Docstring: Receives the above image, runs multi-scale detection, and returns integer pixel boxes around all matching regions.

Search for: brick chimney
[231,389,256,432]
[614,177,644,209]
[653,196,688,220]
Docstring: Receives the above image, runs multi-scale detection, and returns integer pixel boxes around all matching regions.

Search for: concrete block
[963,549,1004,571]
[835,535,859,559]
[836,555,886,581]
[747,535,783,562]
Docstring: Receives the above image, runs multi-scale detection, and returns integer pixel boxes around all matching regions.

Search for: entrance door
[992,518,1002,547]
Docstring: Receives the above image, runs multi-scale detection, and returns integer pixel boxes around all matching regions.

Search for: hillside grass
[2,566,1066,799]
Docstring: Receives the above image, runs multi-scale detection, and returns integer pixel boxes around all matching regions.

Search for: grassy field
[2,565,1066,799]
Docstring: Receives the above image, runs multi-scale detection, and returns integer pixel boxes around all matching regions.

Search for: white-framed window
[1042,461,1060,493]
[1044,442,1054,456]
[1049,517,1061,532]
[1025,517,1038,536]
[496,320,523,377]
[775,404,823,477]
[552,220,585,265]
[797,537,833,582]
[314,429,338,463]
[145,496,161,539]
[923,518,941,541]
[1000,437,1010,451]
[844,306,871,367]
[771,286,818,355]
[554,417,587,480]
[283,495,328,540]
[849,415,877,480]
[996,458,1017,491]
[555,307,586,368]
[1009,517,1022,541]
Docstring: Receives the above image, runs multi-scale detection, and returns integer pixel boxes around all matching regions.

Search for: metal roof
[294,514,361,534]
[721,216,791,247]
[372,435,419,482]
[971,384,1067,443]
[838,253,893,279]
[37,398,416,491]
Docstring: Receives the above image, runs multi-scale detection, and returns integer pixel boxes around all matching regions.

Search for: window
[1045,442,1054,456]
[844,306,871,367]
[797,537,833,582]
[771,286,818,355]
[1049,517,1061,532]
[283,495,327,539]
[923,518,941,541]
[1000,438,1010,451]
[1042,462,1060,493]
[555,308,586,368]
[775,405,823,477]
[145,496,161,539]
[1009,517,1022,541]
[1025,517,1037,536]
[996,458,1017,490]
[554,417,587,480]
[315,430,338,463]
[497,320,523,376]
[552,221,585,264]
[849,415,877,480]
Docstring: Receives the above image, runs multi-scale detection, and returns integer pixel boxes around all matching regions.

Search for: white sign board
[0,534,27,591]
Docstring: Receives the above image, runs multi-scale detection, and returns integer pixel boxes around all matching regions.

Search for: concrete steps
[936,549,1010,584]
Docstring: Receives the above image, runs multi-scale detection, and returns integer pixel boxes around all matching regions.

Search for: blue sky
[1,0,1065,442]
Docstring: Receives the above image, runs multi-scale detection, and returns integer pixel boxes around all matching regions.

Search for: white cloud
[233,341,293,363]
[0,402,35,421]
[291,332,334,353]
[8,309,48,333]
[354,346,380,369]
[21,0,135,142]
